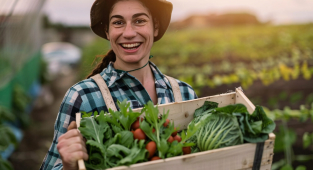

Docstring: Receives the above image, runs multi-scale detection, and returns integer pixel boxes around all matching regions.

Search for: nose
[122,22,136,39]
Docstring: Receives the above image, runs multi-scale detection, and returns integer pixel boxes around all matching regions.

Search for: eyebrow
[110,13,150,21]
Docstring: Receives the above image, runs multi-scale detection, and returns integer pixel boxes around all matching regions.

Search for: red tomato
[145,141,157,158]
[163,119,170,127]
[133,128,146,140]
[182,146,191,155]
[171,128,177,137]
[173,135,181,142]
[150,156,161,161]
[152,128,156,133]
[167,136,174,143]
[131,117,144,130]
[131,120,140,130]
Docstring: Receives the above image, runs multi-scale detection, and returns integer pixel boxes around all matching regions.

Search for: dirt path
[9,69,78,170]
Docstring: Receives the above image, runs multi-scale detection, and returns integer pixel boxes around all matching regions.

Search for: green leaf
[86,140,106,156]
[160,121,174,140]
[295,155,313,162]
[295,165,306,170]
[140,120,157,142]
[183,142,196,147]
[96,110,121,129]
[141,101,172,158]
[104,133,121,148]
[166,140,183,158]
[85,152,105,169]
[0,125,17,151]
[251,106,276,134]
[0,106,15,122]
[280,164,293,170]
[117,140,148,165]
[81,111,93,118]
[115,100,142,130]
[250,121,263,134]
[215,103,249,115]
[111,125,123,134]
[274,126,296,153]
[185,119,204,142]
[157,138,169,158]
[303,132,311,149]
[0,155,13,170]
[194,101,218,118]
[119,131,134,148]
[107,144,131,159]
[79,116,110,143]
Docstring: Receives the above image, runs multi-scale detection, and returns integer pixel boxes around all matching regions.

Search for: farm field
[80,23,313,108]
[79,23,313,170]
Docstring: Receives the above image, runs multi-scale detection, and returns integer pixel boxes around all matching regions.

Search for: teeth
[121,43,140,48]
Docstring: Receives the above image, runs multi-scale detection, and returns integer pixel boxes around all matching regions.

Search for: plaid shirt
[40,62,197,170]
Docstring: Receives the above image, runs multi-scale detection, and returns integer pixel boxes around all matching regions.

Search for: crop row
[175,61,313,95]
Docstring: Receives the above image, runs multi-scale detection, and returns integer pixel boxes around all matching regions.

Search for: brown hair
[86,49,116,78]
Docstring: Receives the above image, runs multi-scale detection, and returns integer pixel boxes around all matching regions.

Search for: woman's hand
[57,121,88,170]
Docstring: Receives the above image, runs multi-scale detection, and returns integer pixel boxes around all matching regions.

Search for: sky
[2,0,313,25]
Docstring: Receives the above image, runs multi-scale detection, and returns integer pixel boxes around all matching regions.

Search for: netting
[0,0,45,87]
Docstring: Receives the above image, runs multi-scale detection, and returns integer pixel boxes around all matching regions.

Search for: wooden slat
[107,136,275,170]
[235,88,256,114]
[133,92,236,129]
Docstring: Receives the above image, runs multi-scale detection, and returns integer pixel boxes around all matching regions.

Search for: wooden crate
[76,88,275,170]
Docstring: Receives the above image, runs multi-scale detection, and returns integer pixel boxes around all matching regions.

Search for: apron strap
[91,74,118,111]
[91,74,182,111]
[165,75,183,102]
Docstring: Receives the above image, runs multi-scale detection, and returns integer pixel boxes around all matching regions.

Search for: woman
[40,0,197,170]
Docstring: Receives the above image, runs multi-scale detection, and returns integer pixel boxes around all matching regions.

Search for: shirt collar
[149,62,171,89]
[99,61,171,89]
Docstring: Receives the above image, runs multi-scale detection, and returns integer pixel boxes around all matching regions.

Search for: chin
[121,55,145,63]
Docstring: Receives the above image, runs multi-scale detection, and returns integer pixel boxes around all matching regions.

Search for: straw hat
[90,0,173,42]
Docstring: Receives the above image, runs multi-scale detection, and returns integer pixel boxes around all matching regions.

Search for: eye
[112,20,124,25]
[135,19,146,24]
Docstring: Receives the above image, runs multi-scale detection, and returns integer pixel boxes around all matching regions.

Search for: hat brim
[90,0,173,42]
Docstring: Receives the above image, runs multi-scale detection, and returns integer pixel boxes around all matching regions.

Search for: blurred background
[0,0,313,169]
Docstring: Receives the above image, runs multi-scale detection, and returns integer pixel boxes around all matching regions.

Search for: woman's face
[106,0,159,65]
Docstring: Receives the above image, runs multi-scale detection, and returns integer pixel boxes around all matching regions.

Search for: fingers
[62,151,89,162]
[68,121,77,131]
[59,129,83,141]
[65,143,88,154]
[61,150,89,170]
[58,135,85,148]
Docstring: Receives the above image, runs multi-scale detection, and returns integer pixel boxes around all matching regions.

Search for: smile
[120,43,142,50]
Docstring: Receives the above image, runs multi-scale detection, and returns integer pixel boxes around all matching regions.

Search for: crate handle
[76,113,86,170]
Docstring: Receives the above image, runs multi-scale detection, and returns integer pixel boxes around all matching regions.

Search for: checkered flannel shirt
[40,61,198,170]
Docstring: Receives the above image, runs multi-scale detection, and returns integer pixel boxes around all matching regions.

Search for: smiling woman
[40,1,198,170]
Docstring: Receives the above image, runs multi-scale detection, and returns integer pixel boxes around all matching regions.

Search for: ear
[153,19,159,37]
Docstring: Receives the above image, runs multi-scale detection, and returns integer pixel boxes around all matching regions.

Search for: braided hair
[86,49,116,78]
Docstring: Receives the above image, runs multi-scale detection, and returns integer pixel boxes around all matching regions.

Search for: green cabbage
[196,112,243,151]
[190,101,276,152]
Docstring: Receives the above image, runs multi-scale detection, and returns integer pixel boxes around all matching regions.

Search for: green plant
[12,84,31,128]
[267,103,313,170]
[0,106,18,170]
